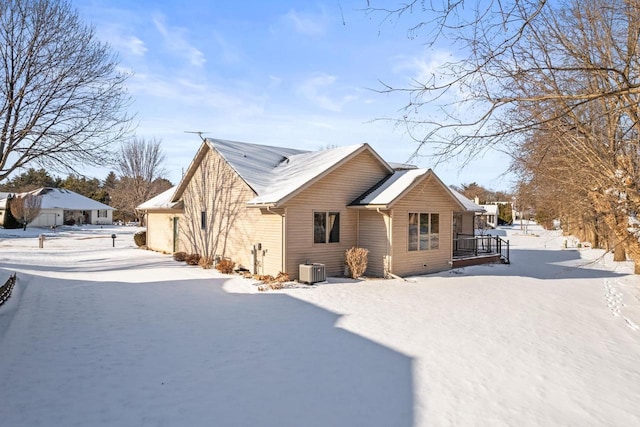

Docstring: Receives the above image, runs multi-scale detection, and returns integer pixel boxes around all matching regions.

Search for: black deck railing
[453,235,510,264]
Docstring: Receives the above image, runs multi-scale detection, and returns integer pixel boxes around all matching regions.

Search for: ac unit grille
[299,263,326,284]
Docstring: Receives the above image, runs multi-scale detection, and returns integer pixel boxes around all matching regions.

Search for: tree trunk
[613,241,626,262]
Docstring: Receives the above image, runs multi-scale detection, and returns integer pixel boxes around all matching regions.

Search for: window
[201,211,207,230]
[97,210,108,218]
[408,213,439,251]
[314,212,340,243]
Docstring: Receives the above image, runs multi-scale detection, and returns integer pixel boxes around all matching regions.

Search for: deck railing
[453,235,510,264]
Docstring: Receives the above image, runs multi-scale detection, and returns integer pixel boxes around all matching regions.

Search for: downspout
[356,210,360,247]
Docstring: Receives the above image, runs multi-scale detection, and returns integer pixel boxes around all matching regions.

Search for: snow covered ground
[0,223,639,426]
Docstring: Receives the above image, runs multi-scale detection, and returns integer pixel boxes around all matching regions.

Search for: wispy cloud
[125,36,147,56]
[392,50,456,88]
[282,9,327,37]
[152,13,206,67]
[297,73,357,112]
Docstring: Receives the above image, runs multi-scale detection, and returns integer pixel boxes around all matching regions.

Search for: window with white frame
[408,213,439,251]
[97,210,108,218]
[314,212,340,243]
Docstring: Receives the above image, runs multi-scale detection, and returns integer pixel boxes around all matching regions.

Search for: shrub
[133,230,146,247]
[198,256,214,269]
[185,253,201,265]
[216,258,235,274]
[345,247,369,279]
[173,251,187,262]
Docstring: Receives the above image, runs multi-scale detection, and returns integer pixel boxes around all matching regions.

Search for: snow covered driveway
[1,225,639,426]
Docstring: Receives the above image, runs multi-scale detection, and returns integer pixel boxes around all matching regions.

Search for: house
[0,187,114,227]
[138,138,493,279]
[477,203,500,229]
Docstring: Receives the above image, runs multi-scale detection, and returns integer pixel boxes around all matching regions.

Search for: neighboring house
[138,138,488,279]
[0,188,114,227]
[452,189,485,236]
[477,203,500,229]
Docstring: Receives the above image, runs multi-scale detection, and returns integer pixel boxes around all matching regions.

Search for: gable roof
[0,188,114,211]
[350,168,476,211]
[247,143,392,206]
[171,138,394,208]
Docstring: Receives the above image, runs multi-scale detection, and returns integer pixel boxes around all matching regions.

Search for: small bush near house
[198,256,214,269]
[173,251,187,262]
[133,230,146,247]
[185,253,201,265]
[216,258,235,274]
[345,247,369,279]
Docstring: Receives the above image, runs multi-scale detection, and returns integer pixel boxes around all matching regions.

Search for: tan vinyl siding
[174,148,284,276]
[253,209,284,275]
[357,209,390,278]
[146,211,181,253]
[390,175,458,276]
[283,149,390,279]
[461,212,475,235]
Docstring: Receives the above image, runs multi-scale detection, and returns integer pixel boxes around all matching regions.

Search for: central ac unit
[299,263,326,284]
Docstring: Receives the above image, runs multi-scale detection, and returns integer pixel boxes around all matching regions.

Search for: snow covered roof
[352,169,431,207]
[450,188,486,212]
[170,138,393,207]
[137,186,181,210]
[207,138,308,195]
[350,169,472,211]
[388,162,418,171]
[479,204,499,215]
[246,144,380,206]
[0,188,114,210]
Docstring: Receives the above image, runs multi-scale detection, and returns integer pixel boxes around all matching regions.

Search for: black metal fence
[453,235,510,264]
[0,272,17,306]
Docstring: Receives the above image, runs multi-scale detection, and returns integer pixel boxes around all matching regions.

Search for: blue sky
[76,0,513,190]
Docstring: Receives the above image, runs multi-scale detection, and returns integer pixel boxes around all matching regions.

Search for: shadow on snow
[0,273,414,427]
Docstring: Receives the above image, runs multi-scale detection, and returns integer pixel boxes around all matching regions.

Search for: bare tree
[9,193,42,230]
[373,0,640,270]
[180,150,245,262]
[0,0,132,181]
[112,137,169,223]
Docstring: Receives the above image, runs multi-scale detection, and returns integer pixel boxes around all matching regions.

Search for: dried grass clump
[173,251,187,262]
[345,247,369,279]
[216,258,236,274]
[198,256,214,269]
[256,272,290,291]
[185,253,201,265]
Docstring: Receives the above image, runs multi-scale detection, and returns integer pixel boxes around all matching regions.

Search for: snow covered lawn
[0,224,639,426]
